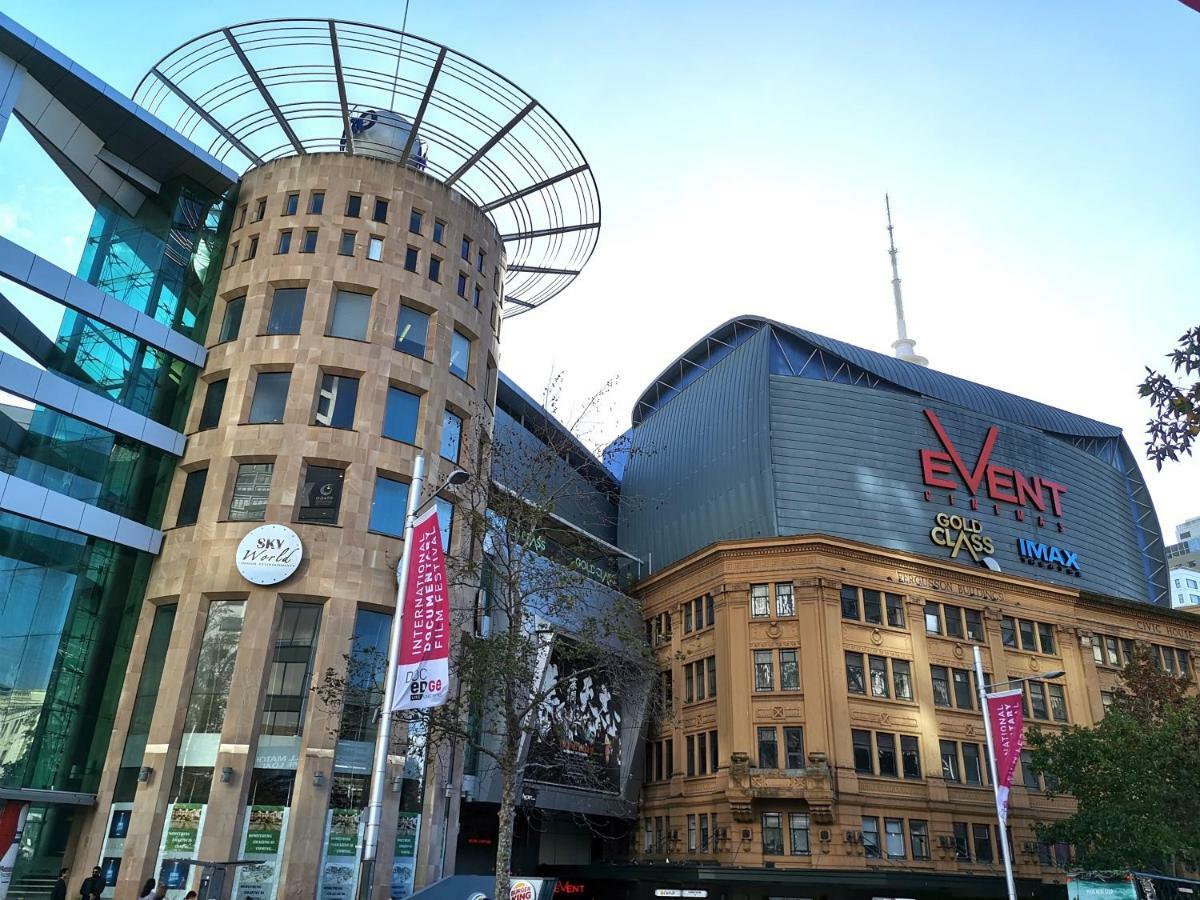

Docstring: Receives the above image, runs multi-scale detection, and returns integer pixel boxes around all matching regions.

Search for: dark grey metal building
[616,316,1168,606]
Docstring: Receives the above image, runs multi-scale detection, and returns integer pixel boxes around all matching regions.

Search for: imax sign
[1017,538,1081,576]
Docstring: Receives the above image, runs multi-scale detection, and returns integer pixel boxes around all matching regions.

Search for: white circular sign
[236,524,303,585]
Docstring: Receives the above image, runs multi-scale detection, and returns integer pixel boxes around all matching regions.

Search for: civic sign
[235,524,303,586]
[393,506,451,711]
[985,688,1025,824]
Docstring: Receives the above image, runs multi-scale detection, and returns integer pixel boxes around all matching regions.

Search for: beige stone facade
[70,153,502,899]
[635,533,1200,894]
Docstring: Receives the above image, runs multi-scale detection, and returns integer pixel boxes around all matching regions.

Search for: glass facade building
[0,19,234,889]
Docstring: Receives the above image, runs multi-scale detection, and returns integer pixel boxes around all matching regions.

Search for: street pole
[358,454,426,900]
[973,644,1018,900]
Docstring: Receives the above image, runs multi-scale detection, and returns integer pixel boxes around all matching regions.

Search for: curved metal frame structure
[135,19,600,315]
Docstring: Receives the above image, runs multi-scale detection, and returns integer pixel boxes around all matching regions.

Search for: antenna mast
[885,194,929,367]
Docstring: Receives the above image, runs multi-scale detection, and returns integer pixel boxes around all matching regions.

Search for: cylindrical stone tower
[71,19,598,900]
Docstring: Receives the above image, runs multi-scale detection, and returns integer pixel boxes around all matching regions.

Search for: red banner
[392,506,451,711]
[986,689,1025,823]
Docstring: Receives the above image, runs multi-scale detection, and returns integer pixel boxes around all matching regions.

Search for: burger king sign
[511,882,536,900]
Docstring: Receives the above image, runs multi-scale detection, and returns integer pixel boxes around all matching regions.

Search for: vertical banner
[393,507,450,712]
[232,806,290,899]
[389,812,421,900]
[985,688,1026,823]
[0,801,29,900]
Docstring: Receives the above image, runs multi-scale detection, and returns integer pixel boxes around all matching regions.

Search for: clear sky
[1,0,1197,537]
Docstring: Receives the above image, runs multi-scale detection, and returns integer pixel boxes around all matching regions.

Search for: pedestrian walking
[50,868,67,900]
[136,877,156,900]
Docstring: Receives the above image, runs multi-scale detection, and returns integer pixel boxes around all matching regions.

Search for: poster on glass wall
[389,813,421,900]
[155,802,207,897]
[232,805,290,900]
[525,638,623,794]
[99,803,132,899]
[316,808,364,900]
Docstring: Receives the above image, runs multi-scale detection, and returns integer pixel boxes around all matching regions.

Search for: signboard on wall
[526,638,623,793]
[236,525,303,586]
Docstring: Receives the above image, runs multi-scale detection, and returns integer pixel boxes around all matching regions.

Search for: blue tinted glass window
[176,469,207,527]
[314,374,358,429]
[441,409,462,462]
[369,475,410,537]
[249,372,291,424]
[219,297,244,342]
[383,387,420,444]
[0,405,174,525]
[450,332,470,380]
[328,291,370,341]
[284,193,299,215]
[198,379,227,431]
[428,257,441,282]
[267,289,306,335]
[404,246,419,272]
[396,307,429,357]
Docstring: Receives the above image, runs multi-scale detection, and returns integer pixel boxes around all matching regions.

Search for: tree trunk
[493,746,519,900]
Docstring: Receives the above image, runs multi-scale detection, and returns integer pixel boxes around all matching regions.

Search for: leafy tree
[1139,325,1200,468]
[1027,647,1200,872]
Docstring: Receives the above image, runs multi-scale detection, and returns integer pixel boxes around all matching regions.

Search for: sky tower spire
[885,194,929,367]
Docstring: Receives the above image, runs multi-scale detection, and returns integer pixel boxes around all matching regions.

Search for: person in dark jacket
[79,867,105,900]
[50,868,67,900]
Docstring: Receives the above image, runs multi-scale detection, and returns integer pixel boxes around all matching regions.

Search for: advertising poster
[154,802,207,898]
[389,813,420,900]
[232,806,290,900]
[98,802,133,898]
[316,808,363,900]
[526,639,623,793]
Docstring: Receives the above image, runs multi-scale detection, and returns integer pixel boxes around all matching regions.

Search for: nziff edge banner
[986,688,1025,823]
[392,506,450,711]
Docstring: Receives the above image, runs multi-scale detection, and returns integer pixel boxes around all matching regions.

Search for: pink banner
[986,689,1025,823]
[392,506,451,711]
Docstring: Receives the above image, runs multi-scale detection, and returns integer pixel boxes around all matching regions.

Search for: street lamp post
[972,644,1065,900]
[357,454,468,900]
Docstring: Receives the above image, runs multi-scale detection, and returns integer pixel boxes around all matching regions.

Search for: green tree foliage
[1027,647,1200,871]
[1140,325,1200,469]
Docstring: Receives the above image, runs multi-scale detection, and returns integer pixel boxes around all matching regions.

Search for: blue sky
[1,0,1198,536]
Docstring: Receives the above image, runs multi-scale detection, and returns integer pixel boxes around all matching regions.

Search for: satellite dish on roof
[341,109,428,170]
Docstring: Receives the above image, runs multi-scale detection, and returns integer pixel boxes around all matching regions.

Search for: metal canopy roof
[634,315,1123,440]
[134,19,601,315]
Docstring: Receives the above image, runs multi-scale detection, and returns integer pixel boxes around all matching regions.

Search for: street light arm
[989,670,1066,692]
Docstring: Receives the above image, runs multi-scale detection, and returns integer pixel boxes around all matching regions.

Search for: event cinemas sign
[918,408,1082,575]
[919,409,1068,525]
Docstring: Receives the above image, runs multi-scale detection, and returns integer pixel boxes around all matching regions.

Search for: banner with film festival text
[392,506,450,711]
[986,688,1025,824]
